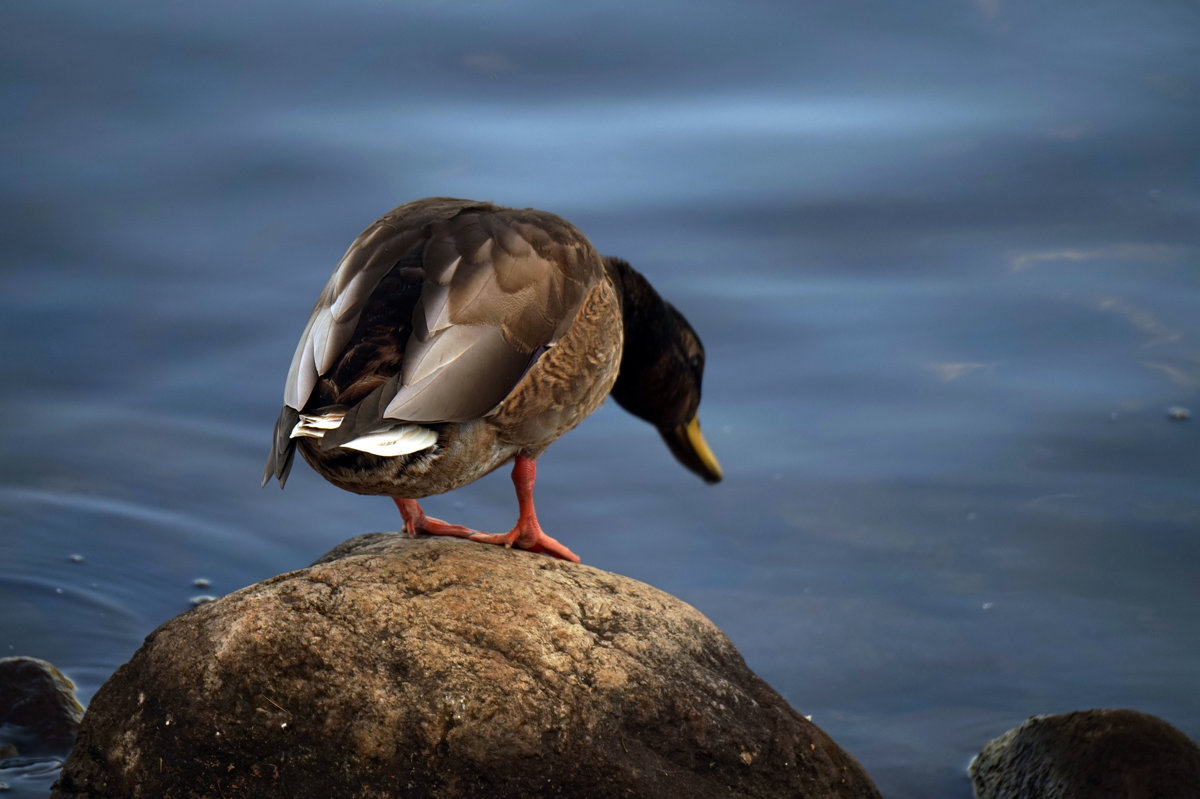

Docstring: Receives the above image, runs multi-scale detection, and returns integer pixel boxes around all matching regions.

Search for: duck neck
[604,257,675,425]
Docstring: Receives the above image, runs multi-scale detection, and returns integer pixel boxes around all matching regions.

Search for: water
[3,0,1199,795]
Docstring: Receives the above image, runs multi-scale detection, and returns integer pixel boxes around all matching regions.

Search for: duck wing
[265,198,602,484]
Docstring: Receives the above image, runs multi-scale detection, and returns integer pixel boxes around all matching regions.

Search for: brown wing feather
[377,207,600,423]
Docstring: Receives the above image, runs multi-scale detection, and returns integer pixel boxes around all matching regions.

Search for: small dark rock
[970,708,1200,799]
[0,657,85,758]
[54,534,880,798]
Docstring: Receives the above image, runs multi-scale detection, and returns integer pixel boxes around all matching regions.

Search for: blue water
[3,1,1199,795]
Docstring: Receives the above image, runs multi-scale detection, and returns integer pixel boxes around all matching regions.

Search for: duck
[262,197,722,562]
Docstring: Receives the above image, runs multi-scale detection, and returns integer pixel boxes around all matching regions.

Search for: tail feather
[262,405,301,488]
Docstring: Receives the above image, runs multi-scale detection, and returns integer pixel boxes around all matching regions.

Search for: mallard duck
[262,198,721,562]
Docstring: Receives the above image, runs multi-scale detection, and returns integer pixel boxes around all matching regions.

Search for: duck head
[606,258,723,484]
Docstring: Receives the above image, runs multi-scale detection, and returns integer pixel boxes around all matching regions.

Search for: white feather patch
[340,425,438,457]
[290,411,347,439]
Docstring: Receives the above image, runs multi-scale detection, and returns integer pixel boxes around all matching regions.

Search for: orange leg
[391,454,580,563]
[466,454,580,562]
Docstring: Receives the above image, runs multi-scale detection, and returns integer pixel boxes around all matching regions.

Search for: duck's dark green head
[606,258,723,484]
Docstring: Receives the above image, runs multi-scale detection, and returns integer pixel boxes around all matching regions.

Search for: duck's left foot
[392,498,478,539]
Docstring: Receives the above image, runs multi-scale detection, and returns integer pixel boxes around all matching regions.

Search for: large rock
[53,534,880,798]
[969,709,1200,799]
[0,656,85,758]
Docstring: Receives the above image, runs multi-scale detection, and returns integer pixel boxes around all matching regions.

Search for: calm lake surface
[3,1,1199,795]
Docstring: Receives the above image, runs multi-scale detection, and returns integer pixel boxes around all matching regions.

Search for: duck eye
[688,355,702,372]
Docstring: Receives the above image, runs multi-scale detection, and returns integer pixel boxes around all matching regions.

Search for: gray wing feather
[384,324,526,422]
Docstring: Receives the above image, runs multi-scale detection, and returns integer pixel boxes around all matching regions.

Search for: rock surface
[53,534,880,798]
[969,708,1200,799]
[0,656,85,758]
